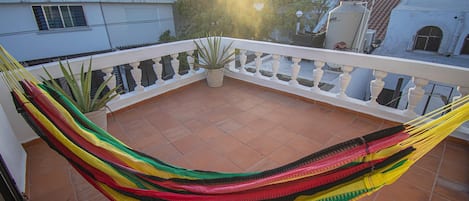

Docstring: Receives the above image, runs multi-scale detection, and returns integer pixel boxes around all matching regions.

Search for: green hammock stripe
[382,159,408,173]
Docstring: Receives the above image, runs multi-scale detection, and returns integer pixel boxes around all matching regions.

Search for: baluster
[239,49,247,74]
[452,86,469,109]
[271,54,280,81]
[228,48,236,71]
[289,57,301,85]
[368,70,387,105]
[405,77,429,116]
[254,52,263,77]
[152,57,164,84]
[186,50,195,74]
[338,65,354,99]
[312,60,325,92]
[102,67,119,99]
[454,86,469,100]
[129,62,144,92]
[171,53,180,79]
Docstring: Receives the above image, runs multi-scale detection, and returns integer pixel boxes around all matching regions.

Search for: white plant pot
[206,68,224,87]
[85,108,107,131]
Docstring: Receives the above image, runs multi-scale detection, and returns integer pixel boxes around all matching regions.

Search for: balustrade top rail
[27,39,197,79]
[27,37,469,89]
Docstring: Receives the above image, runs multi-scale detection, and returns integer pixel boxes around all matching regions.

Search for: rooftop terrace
[24,78,469,201]
[0,37,467,200]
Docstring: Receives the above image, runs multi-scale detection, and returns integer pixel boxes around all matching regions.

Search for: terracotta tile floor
[24,77,469,201]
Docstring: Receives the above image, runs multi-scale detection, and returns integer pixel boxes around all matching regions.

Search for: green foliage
[193,35,234,69]
[42,60,120,113]
[159,30,177,43]
[174,0,329,41]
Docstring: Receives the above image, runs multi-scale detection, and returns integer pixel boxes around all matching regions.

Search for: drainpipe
[100,2,113,49]
[354,1,372,53]
[450,13,464,55]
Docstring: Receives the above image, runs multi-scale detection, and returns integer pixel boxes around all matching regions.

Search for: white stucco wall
[0,3,111,61]
[377,0,469,58]
[101,3,175,48]
[0,104,27,193]
[0,2,176,61]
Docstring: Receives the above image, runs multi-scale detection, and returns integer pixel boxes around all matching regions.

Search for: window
[32,5,87,30]
[413,26,442,52]
[460,34,469,55]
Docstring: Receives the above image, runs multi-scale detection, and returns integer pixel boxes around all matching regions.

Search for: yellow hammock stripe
[97,183,139,201]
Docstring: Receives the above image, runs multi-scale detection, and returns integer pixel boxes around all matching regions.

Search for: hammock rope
[1,45,468,201]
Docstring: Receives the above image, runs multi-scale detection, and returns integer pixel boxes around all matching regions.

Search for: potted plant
[193,35,234,87]
[42,59,120,130]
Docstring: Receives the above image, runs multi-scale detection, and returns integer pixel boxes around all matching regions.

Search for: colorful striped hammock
[1,46,468,201]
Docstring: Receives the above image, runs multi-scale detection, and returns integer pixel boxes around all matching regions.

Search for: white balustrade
[338,65,354,99]
[129,62,144,92]
[368,70,387,105]
[13,37,468,142]
[289,57,301,86]
[102,67,120,99]
[312,60,325,92]
[254,52,263,78]
[171,54,181,79]
[152,57,164,84]
[239,49,247,74]
[271,54,280,81]
[186,50,195,74]
[405,77,429,116]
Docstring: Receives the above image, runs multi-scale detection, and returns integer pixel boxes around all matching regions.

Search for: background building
[372,0,469,114]
[0,0,176,63]
[374,0,469,64]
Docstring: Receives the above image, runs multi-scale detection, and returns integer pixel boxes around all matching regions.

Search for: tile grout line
[68,166,79,201]
[428,142,446,201]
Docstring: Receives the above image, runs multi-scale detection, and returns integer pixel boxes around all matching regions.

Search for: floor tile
[267,145,303,165]
[433,177,469,201]
[375,178,430,201]
[247,134,283,156]
[171,134,206,155]
[225,146,264,170]
[229,126,262,143]
[215,118,244,133]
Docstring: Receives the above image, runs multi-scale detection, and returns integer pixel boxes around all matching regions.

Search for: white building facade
[375,0,469,65]
[0,0,176,62]
[369,0,469,114]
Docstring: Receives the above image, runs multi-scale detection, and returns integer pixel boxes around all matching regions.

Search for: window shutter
[32,6,48,30]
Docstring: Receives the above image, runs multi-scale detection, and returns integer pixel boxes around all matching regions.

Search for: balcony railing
[1,37,468,142]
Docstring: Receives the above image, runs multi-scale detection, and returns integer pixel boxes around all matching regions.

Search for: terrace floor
[23,77,469,201]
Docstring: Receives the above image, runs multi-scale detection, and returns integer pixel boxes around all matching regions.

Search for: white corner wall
[379,2,469,56]
[0,104,27,193]
[0,3,111,61]
[102,3,176,48]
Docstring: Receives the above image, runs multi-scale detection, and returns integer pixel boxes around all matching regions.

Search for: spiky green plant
[42,59,120,113]
[193,35,235,69]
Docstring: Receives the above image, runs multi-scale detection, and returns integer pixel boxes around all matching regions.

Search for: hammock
[1,46,468,201]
